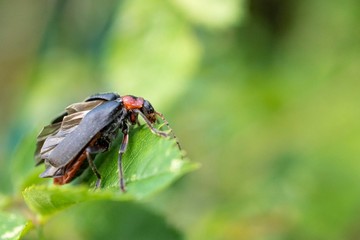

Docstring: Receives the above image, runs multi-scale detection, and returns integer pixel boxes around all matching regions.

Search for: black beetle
[35,92,180,192]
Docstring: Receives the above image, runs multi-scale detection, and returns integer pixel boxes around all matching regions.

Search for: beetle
[35,92,180,192]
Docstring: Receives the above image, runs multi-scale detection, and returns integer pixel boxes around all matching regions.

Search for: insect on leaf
[23,124,199,218]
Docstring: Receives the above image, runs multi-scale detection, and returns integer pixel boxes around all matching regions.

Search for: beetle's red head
[142,100,156,123]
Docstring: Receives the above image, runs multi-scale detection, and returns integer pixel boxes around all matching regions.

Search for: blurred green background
[1,0,360,239]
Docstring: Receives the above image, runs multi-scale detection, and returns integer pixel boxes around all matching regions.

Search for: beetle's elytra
[35,92,180,192]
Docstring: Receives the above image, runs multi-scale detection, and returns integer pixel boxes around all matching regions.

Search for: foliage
[1,124,197,238]
[1,0,360,239]
[0,212,30,240]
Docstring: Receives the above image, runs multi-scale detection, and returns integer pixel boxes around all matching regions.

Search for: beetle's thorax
[121,95,144,110]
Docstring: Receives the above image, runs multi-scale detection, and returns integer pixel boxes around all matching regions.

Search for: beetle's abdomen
[53,152,88,185]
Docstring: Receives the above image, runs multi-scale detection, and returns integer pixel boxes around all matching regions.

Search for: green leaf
[23,125,199,218]
[43,201,182,240]
[0,211,31,240]
[82,125,198,197]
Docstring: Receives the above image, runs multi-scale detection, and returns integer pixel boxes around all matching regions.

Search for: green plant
[1,125,198,239]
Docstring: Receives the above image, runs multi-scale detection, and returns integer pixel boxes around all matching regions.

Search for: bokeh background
[1,0,360,239]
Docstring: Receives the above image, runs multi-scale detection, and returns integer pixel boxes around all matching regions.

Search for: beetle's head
[142,100,157,123]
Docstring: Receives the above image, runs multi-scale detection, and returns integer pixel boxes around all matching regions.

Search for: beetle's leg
[155,112,182,150]
[118,125,129,192]
[86,147,103,188]
[133,112,141,127]
[133,109,169,138]
[133,109,182,150]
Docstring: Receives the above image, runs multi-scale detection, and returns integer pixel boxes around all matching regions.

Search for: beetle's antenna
[134,109,182,150]
[134,109,168,138]
[155,112,182,151]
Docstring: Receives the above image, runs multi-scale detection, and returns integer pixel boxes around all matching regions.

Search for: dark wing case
[85,92,120,102]
[47,100,123,168]
[35,111,69,165]
[35,122,62,166]
[36,100,104,165]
